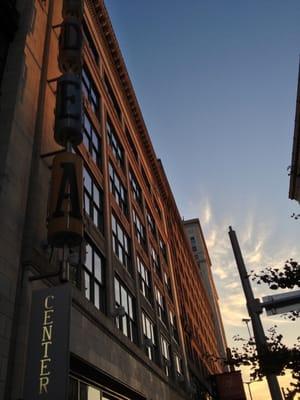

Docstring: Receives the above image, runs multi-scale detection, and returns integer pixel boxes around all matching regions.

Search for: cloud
[213,266,228,280]
[202,199,212,225]
[185,196,300,397]
[225,282,239,289]
[218,297,247,328]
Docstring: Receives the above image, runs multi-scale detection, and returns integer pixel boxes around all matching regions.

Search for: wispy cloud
[202,199,212,225]
[187,197,300,340]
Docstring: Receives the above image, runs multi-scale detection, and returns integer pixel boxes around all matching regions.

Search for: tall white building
[183,218,228,364]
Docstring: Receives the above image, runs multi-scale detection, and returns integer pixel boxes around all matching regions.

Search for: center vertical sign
[24,284,71,399]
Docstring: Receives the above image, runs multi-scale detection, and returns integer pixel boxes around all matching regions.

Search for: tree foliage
[229,328,300,398]
[229,260,300,398]
[252,259,300,290]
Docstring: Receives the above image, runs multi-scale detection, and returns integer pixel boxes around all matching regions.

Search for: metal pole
[245,382,254,400]
[228,227,283,400]
[242,318,252,339]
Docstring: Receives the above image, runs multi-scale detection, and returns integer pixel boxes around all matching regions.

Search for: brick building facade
[0,1,226,399]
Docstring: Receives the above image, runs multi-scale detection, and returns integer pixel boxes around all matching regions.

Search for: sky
[104,1,300,399]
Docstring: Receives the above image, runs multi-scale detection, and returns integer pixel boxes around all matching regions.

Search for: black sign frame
[24,284,71,399]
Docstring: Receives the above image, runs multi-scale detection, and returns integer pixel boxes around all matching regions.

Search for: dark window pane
[83,240,105,313]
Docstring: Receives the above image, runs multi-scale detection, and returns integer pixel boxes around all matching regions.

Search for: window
[175,354,183,376]
[69,377,78,400]
[141,167,151,193]
[161,336,171,376]
[142,312,156,361]
[83,20,99,64]
[82,66,99,114]
[83,240,105,312]
[104,73,121,119]
[69,376,130,400]
[114,277,137,343]
[159,237,167,263]
[137,256,152,302]
[132,209,147,250]
[106,119,124,167]
[84,168,104,231]
[83,112,101,167]
[169,311,179,343]
[109,163,127,214]
[150,246,160,276]
[146,208,156,236]
[155,287,167,325]
[164,272,172,299]
[125,127,138,160]
[154,198,161,219]
[111,214,131,272]
[129,171,142,207]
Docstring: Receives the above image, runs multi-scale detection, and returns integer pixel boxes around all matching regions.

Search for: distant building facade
[0,1,227,399]
[183,219,228,368]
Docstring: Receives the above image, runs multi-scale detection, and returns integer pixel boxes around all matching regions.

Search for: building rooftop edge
[183,219,212,268]
[92,0,168,201]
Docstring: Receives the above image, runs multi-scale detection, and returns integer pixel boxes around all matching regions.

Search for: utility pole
[228,227,283,400]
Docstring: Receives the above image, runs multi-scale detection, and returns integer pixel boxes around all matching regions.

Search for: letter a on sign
[48,152,83,247]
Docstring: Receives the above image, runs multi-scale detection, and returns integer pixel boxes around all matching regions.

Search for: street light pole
[228,227,283,400]
[242,318,252,339]
[244,382,254,400]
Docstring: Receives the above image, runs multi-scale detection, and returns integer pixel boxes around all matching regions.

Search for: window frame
[82,65,100,115]
[169,310,179,343]
[83,19,99,65]
[132,209,147,250]
[150,245,161,276]
[155,287,167,325]
[83,239,106,313]
[160,335,171,376]
[111,214,131,273]
[159,237,168,263]
[129,170,142,207]
[114,277,137,343]
[104,73,121,119]
[146,208,156,236]
[83,167,104,232]
[106,118,124,167]
[142,311,157,362]
[109,162,128,215]
[137,256,152,303]
[83,112,101,167]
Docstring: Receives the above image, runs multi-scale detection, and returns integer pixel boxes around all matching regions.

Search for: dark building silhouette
[289,65,300,202]
[0,1,227,399]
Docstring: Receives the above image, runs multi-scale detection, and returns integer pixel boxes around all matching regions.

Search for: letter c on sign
[44,295,55,310]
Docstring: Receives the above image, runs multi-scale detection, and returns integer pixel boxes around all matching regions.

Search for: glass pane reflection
[88,386,101,400]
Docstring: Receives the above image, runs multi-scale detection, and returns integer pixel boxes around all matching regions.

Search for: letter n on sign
[24,284,71,399]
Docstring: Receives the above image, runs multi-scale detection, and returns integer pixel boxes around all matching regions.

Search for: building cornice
[89,0,168,201]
